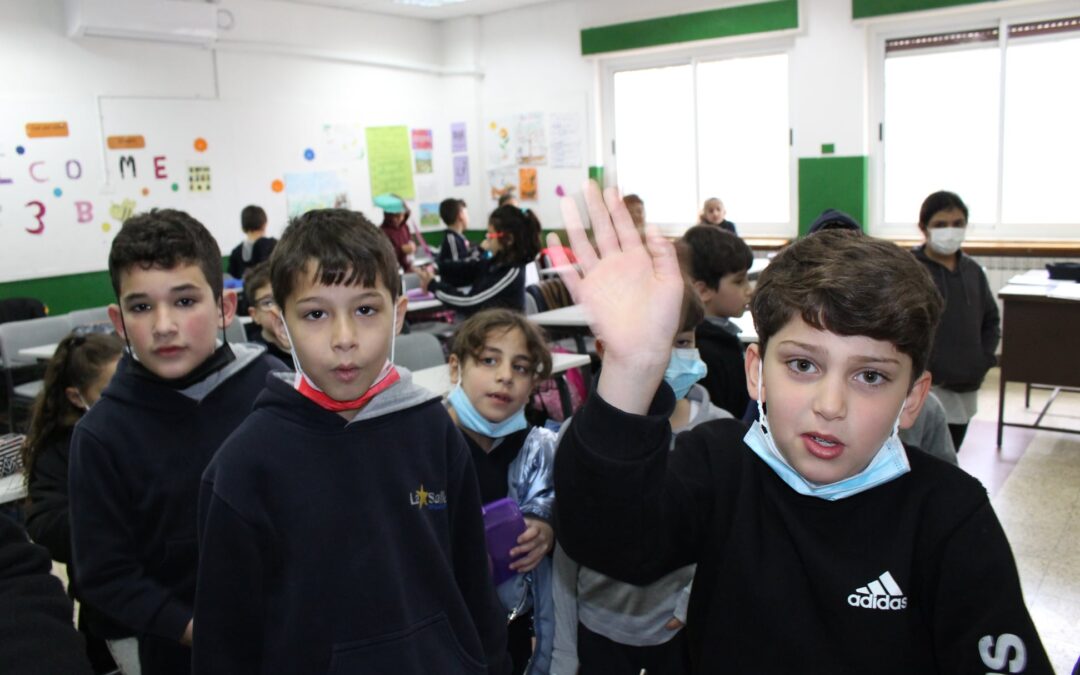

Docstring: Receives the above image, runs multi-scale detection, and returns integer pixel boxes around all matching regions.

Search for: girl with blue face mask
[446,309,558,675]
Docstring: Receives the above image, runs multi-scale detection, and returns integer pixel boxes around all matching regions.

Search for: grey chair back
[393,333,445,371]
[68,306,111,328]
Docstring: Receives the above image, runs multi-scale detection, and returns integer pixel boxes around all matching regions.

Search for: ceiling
[253,0,559,21]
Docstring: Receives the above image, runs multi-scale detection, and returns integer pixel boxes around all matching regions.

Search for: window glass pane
[613,65,696,224]
[697,53,790,224]
[883,47,1000,225]
[1001,35,1080,224]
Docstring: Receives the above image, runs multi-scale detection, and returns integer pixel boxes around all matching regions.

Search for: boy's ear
[107,304,125,339]
[219,289,238,327]
[692,279,713,302]
[898,371,932,430]
[448,354,460,385]
[268,308,291,349]
[745,343,763,402]
[248,306,257,320]
[393,295,408,336]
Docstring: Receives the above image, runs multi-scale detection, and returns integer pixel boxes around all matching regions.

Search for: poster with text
[549,112,583,168]
[285,170,350,218]
[519,167,537,201]
[451,122,467,153]
[515,112,547,166]
[365,126,415,199]
[487,166,517,201]
[411,129,432,150]
[453,155,470,186]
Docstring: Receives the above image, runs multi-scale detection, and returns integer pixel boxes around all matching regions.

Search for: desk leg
[997,369,1007,451]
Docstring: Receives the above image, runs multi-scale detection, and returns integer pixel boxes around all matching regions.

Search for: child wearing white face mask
[551,286,733,675]
[912,190,1000,451]
[446,309,557,675]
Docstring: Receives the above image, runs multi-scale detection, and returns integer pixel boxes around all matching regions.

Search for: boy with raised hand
[193,209,510,675]
[69,209,285,675]
[547,183,1050,674]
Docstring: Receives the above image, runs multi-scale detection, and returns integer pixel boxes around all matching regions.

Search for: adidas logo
[847,571,908,611]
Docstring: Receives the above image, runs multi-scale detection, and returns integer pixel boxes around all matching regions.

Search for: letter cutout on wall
[29,162,48,183]
[25,200,45,234]
[154,156,168,179]
[66,159,83,180]
[75,201,93,223]
[119,155,136,179]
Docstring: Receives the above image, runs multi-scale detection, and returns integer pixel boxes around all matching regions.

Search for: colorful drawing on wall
[549,112,583,168]
[106,135,146,150]
[284,170,350,218]
[321,123,366,162]
[109,198,137,223]
[487,166,517,201]
[419,202,441,228]
[414,150,433,174]
[486,119,514,169]
[411,129,433,150]
[453,155,470,187]
[365,125,415,200]
[451,122,467,153]
[519,167,538,201]
[515,112,547,166]
[26,121,70,138]
[188,165,211,193]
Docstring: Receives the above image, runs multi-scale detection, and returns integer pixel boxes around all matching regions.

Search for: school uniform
[227,236,277,280]
[381,221,415,272]
[438,230,482,287]
[429,260,526,317]
[247,330,293,367]
[193,370,511,675]
[695,317,749,418]
[69,343,283,675]
[554,384,1052,674]
[698,219,737,235]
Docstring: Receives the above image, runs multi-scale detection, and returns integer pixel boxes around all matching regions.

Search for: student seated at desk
[677,226,754,418]
[438,198,483,287]
[193,208,510,675]
[69,209,285,675]
[21,332,130,674]
[227,205,276,282]
[548,184,1051,674]
[445,309,556,675]
[418,205,541,318]
[242,262,292,366]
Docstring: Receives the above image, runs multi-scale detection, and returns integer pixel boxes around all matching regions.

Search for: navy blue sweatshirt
[69,345,282,675]
[555,386,1051,674]
[193,370,511,675]
[694,319,749,418]
[429,260,526,317]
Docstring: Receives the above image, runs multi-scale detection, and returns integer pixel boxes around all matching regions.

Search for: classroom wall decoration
[284,170,350,218]
[366,125,416,200]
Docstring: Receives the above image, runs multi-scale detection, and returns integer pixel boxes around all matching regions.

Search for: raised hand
[547,181,684,414]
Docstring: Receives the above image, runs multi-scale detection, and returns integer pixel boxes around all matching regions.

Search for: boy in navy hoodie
[69,209,285,675]
[193,209,510,675]
[547,183,1049,674]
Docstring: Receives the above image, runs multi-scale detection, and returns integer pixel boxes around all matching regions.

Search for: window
[611,52,790,229]
[881,16,1080,232]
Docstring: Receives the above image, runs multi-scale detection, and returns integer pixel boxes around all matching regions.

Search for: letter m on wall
[119,155,136,179]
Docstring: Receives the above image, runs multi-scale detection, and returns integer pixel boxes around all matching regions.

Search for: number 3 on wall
[25,200,45,234]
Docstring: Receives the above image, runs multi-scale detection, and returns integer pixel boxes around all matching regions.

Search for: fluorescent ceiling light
[394,0,468,7]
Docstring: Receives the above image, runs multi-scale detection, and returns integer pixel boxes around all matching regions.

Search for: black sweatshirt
[429,260,526,317]
[0,513,93,675]
[695,319,749,418]
[69,346,282,675]
[554,386,1052,674]
[193,371,511,675]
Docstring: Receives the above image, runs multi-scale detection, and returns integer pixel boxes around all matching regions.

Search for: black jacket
[69,346,282,675]
[193,371,511,675]
[554,386,1052,674]
[695,319,749,418]
[913,246,1001,392]
[227,237,277,280]
[430,260,526,317]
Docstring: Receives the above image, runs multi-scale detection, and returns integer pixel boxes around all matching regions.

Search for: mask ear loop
[76,392,91,412]
[756,358,770,435]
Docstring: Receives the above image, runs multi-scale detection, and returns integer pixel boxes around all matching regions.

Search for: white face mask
[928,227,965,256]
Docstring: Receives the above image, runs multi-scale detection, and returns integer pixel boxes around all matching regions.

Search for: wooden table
[411,352,592,398]
[996,281,1080,447]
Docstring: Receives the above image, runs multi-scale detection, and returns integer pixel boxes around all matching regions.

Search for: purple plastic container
[481,498,526,585]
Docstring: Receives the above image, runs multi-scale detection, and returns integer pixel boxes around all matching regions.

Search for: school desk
[0,472,26,506]
[529,305,759,343]
[411,352,592,398]
[996,280,1080,448]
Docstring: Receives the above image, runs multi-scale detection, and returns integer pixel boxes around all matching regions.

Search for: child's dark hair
[679,282,705,333]
[439,198,466,226]
[489,205,542,266]
[919,191,968,228]
[241,205,268,233]
[270,208,400,308]
[21,332,123,482]
[108,209,224,300]
[497,192,517,207]
[679,226,753,289]
[751,230,943,383]
[242,261,272,304]
[451,309,553,381]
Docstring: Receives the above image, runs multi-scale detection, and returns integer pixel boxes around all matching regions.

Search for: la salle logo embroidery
[410,484,447,510]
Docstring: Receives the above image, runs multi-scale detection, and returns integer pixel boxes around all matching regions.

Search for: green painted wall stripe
[797,156,868,237]
[0,270,116,316]
[853,0,995,20]
[581,0,798,56]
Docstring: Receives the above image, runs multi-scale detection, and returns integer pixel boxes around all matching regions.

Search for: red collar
[295,367,400,413]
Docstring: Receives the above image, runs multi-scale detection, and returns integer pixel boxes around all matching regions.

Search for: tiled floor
[965,368,1080,674]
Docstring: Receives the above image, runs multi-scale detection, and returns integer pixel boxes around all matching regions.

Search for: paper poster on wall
[284,170,350,218]
[419,203,441,228]
[548,112,583,168]
[515,112,547,166]
[411,129,432,150]
[453,155,470,187]
[519,167,538,201]
[414,150,433,174]
[188,165,211,193]
[451,122,467,153]
[486,119,514,168]
[488,167,517,201]
[365,126,415,199]
[321,123,366,162]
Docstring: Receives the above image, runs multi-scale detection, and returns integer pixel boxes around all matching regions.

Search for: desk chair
[68,306,110,329]
[220,320,247,345]
[393,333,446,371]
[0,315,73,432]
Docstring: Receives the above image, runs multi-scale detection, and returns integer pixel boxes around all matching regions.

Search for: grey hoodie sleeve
[978,270,1001,366]
[551,544,580,675]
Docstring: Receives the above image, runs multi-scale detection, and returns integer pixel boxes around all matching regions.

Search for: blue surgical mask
[448,383,528,438]
[664,348,708,400]
[743,359,909,501]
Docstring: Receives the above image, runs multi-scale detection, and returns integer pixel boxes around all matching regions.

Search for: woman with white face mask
[911,191,1001,452]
